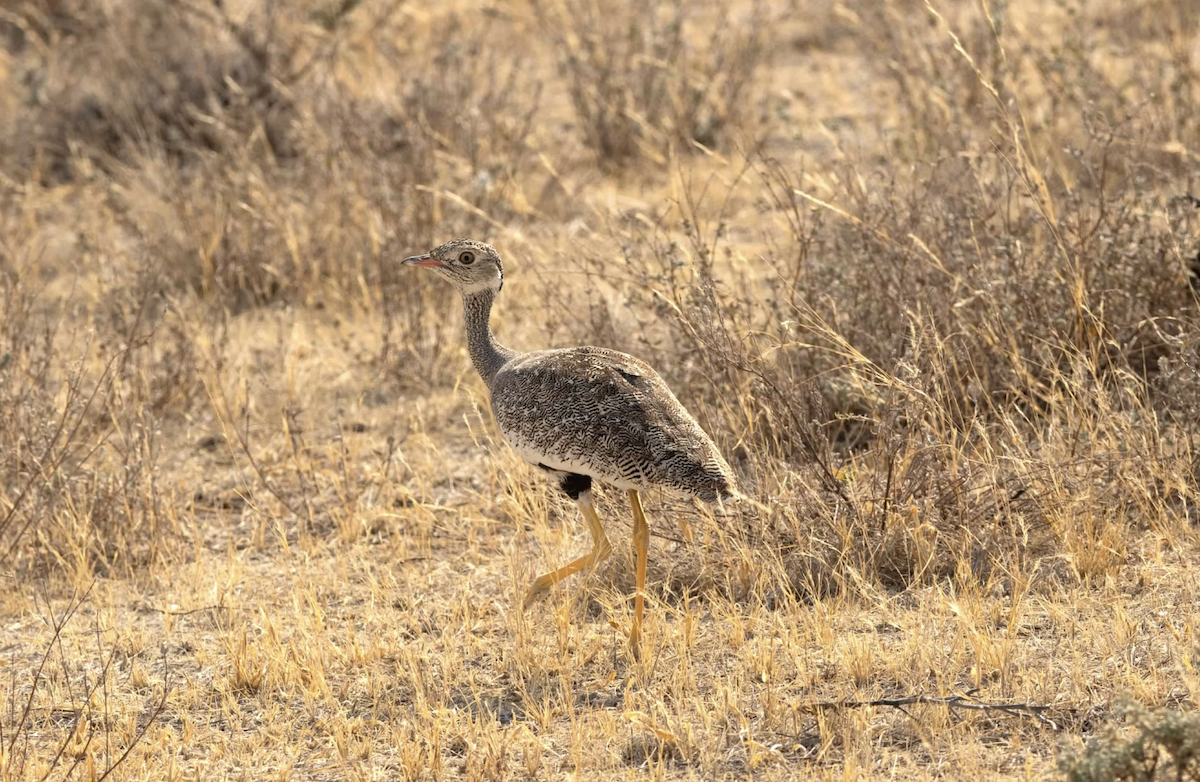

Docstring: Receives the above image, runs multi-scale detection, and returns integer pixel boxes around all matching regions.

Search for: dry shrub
[531,0,771,165]
[2,1,540,306]
[0,263,178,578]
[0,0,546,576]
[531,0,1200,598]
[2,0,295,179]
[1060,693,1200,782]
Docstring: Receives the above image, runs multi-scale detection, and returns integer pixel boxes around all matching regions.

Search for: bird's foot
[522,578,553,608]
[629,629,642,662]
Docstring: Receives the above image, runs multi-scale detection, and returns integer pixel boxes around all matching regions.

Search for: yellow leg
[524,492,612,608]
[628,489,649,659]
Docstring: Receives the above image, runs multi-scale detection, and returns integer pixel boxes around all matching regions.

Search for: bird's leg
[628,489,649,659]
[524,491,612,608]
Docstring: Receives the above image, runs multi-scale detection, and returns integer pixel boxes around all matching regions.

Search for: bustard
[403,239,737,657]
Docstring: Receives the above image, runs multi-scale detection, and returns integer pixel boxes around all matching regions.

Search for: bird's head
[402,239,504,295]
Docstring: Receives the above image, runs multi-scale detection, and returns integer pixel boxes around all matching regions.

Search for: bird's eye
[459,251,475,265]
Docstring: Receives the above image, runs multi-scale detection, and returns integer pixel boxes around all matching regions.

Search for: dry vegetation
[2,0,1199,779]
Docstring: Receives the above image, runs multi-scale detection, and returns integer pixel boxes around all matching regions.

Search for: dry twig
[799,690,1069,729]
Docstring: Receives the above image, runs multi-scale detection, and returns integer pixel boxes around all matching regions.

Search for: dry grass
[2,0,1199,779]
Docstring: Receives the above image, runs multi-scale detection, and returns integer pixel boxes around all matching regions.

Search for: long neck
[462,288,515,388]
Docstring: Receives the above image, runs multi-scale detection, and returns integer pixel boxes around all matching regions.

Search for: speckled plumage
[492,347,736,502]
[405,239,737,503]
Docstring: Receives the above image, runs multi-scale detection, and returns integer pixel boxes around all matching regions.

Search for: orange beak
[402,254,444,267]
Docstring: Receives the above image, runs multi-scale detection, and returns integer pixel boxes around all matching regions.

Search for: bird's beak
[402,254,444,267]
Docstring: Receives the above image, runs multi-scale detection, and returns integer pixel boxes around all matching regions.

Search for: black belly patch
[535,464,591,500]
[559,473,592,500]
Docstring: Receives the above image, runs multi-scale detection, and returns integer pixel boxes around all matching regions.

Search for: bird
[402,239,737,658]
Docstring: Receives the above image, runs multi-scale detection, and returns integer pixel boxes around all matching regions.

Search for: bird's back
[490,346,736,502]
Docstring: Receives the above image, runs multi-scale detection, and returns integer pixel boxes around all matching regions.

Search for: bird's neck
[461,288,514,388]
